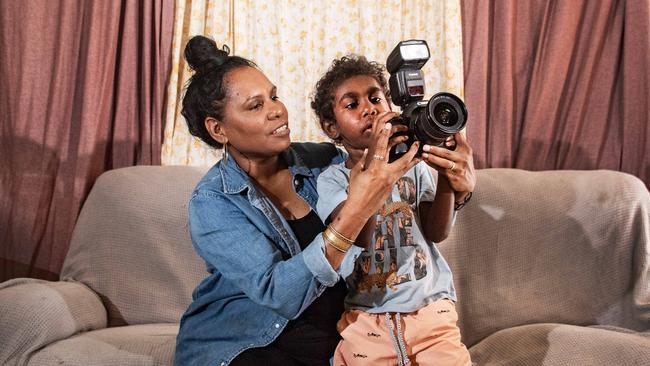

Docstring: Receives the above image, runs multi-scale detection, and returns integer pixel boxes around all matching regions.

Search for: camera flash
[400,43,429,61]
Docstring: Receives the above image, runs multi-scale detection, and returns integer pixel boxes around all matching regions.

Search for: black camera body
[387,40,468,162]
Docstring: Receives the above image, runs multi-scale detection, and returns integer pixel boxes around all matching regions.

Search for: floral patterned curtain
[162,0,465,166]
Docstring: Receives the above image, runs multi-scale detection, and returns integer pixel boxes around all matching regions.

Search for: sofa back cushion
[60,165,650,341]
[440,168,650,346]
[61,166,207,326]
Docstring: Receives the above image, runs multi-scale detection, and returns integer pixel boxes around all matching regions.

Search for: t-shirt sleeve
[316,164,350,224]
[416,162,437,203]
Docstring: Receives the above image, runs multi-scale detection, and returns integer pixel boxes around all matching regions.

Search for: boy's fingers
[444,135,456,148]
[391,124,408,134]
[388,135,409,149]
[423,144,453,160]
[453,131,471,152]
[422,152,455,171]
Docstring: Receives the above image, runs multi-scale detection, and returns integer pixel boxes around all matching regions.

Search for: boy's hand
[421,131,476,196]
[443,135,456,150]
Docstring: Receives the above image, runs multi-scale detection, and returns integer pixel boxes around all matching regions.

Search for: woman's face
[220,66,290,158]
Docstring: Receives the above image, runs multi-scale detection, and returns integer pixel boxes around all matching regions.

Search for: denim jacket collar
[218,144,315,195]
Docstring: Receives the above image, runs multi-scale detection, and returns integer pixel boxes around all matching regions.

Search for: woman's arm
[318,118,422,253]
[190,192,335,320]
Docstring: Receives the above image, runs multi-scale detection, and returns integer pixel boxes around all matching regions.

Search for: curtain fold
[461,0,649,186]
[0,0,175,281]
[621,0,650,186]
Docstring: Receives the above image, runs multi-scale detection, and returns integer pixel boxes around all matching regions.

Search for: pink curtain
[461,0,649,186]
[0,0,174,281]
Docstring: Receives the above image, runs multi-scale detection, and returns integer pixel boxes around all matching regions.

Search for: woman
[174,36,420,366]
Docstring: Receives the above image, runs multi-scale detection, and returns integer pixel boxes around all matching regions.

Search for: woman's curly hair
[311,55,389,141]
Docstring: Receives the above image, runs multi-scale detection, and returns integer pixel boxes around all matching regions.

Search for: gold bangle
[323,233,349,253]
[326,225,355,246]
[323,226,353,252]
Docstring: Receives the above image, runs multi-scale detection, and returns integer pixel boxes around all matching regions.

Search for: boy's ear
[205,117,228,145]
[322,120,341,140]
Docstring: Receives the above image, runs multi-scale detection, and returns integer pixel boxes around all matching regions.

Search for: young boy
[311,55,475,365]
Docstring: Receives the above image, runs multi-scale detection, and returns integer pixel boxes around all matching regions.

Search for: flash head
[386,40,430,74]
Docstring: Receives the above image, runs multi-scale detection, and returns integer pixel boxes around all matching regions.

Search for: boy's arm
[418,132,476,243]
[419,169,456,243]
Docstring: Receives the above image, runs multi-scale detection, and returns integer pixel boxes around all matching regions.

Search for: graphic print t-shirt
[316,162,456,313]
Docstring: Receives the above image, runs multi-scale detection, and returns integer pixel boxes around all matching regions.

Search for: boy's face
[328,75,391,151]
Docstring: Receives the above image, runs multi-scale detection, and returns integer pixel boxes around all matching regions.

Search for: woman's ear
[322,120,340,140]
[205,117,228,145]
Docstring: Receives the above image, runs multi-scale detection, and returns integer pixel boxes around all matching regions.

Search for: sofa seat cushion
[469,323,650,365]
[27,324,178,366]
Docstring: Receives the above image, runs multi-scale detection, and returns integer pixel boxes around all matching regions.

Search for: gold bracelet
[323,226,353,252]
[326,224,355,246]
[323,233,349,253]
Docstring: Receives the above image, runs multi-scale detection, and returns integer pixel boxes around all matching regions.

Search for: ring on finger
[448,161,456,172]
[373,154,385,161]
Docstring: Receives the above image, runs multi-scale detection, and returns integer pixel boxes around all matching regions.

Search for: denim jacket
[174,142,346,366]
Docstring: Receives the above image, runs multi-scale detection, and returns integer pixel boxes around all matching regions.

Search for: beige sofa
[1,166,649,365]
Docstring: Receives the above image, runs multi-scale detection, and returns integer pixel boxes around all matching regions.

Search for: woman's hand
[388,122,409,150]
[349,114,420,216]
[420,132,476,198]
[328,114,420,246]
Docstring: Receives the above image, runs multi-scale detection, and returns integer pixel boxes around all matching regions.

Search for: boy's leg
[404,299,472,366]
[333,310,402,366]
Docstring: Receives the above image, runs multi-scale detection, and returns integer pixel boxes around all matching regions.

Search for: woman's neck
[229,145,308,220]
[229,145,284,182]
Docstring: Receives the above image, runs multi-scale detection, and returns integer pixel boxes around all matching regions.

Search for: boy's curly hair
[311,55,389,140]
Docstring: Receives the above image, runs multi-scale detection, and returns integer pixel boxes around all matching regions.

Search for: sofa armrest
[0,278,107,365]
[443,169,650,346]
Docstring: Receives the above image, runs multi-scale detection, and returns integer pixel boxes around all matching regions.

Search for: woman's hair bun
[184,35,230,73]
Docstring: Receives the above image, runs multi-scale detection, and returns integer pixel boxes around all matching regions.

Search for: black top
[286,210,347,327]
[232,210,347,366]
[280,210,347,363]
[287,210,325,249]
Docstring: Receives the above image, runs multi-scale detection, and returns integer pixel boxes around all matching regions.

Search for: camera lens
[411,92,467,147]
[433,103,458,126]
[427,93,466,132]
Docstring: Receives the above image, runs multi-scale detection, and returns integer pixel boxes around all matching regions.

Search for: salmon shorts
[333,299,472,366]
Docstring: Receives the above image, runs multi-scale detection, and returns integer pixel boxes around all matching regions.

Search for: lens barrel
[414,92,467,146]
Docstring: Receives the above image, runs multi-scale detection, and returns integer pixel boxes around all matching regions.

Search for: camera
[386,40,468,162]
